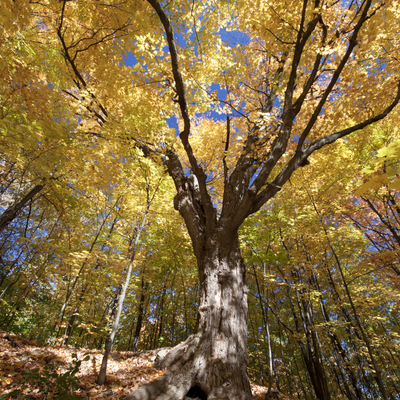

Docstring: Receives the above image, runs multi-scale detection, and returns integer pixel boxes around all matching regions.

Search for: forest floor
[0,331,287,399]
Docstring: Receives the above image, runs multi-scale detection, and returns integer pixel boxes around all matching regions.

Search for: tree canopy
[1,0,400,399]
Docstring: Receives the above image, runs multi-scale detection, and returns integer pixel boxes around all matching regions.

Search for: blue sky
[123,28,250,134]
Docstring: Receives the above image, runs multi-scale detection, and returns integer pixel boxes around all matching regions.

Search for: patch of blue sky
[120,18,257,190]
[218,28,250,47]
[124,52,138,67]
[122,24,250,115]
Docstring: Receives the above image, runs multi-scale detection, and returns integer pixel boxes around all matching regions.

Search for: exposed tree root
[124,333,254,400]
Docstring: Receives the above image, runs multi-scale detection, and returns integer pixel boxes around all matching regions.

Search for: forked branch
[252,80,400,213]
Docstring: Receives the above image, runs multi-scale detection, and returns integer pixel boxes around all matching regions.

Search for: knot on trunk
[217,270,233,286]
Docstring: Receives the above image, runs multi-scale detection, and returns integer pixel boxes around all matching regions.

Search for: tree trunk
[63,304,79,347]
[154,282,166,349]
[0,183,44,232]
[124,233,253,400]
[129,278,148,352]
[98,188,155,385]
[251,261,275,398]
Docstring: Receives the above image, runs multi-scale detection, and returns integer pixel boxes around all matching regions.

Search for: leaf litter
[0,330,291,399]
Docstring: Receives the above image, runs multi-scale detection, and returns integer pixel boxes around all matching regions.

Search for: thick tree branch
[247,3,322,196]
[134,139,206,257]
[146,0,190,141]
[225,0,378,230]
[146,0,216,227]
[295,0,372,152]
[292,52,323,116]
[222,2,321,232]
[303,81,400,157]
[250,80,400,213]
[0,184,45,232]
[223,116,231,186]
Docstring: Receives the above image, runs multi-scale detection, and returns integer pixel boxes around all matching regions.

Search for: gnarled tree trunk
[122,1,400,399]
[125,232,253,400]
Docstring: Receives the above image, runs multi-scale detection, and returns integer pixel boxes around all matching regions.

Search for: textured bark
[122,1,400,398]
[125,234,253,400]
